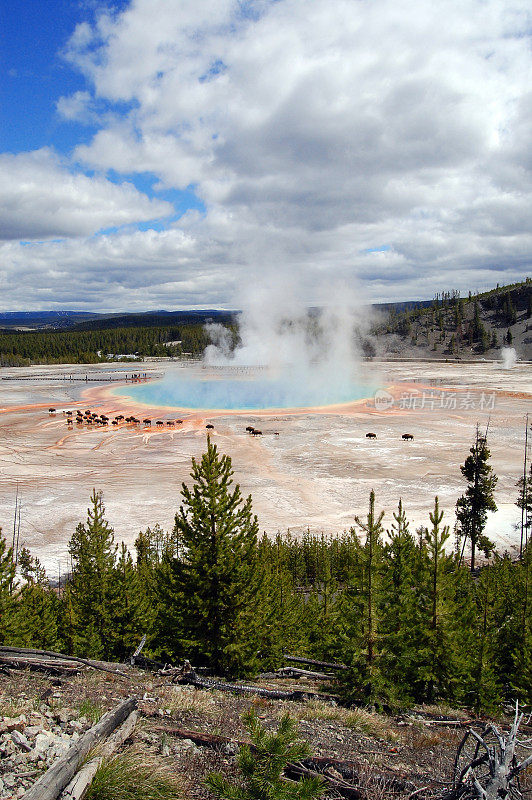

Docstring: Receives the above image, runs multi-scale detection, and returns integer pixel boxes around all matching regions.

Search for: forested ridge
[375,278,532,358]
[0,323,220,366]
[1,433,530,714]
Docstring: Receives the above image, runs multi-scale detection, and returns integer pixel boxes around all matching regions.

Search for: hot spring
[114,364,375,411]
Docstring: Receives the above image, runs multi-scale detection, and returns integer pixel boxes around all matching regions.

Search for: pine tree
[206,710,325,800]
[67,490,118,658]
[109,543,150,661]
[421,498,455,703]
[157,438,262,677]
[380,500,424,705]
[0,528,16,644]
[338,491,385,704]
[455,428,498,571]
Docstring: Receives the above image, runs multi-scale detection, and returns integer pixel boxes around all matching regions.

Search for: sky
[1,0,532,311]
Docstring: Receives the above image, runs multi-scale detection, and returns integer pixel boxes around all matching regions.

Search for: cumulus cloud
[3,0,532,307]
[0,149,173,240]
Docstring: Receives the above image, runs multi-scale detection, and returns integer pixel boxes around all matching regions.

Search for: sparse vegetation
[85,750,183,800]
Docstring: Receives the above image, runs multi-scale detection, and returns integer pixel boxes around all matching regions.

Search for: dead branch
[284,654,349,671]
[441,702,532,800]
[275,666,335,680]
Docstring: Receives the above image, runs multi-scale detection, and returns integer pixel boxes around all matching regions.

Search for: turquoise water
[115,372,374,410]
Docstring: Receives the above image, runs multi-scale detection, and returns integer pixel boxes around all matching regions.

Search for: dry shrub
[160,686,222,717]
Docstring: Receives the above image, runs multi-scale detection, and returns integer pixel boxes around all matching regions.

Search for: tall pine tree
[456,428,497,570]
[157,438,262,677]
[67,490,118,658]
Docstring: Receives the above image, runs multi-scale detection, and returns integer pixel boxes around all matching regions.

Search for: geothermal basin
[0,358,530,573]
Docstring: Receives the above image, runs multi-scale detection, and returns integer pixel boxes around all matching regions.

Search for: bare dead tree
[443,703,532,800]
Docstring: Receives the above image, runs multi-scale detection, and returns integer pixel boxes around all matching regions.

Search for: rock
[57,709,70,724]
[23,726,42,739]
[161,743,171,757]
[3,773,16,789]
[0,717,25,735]
[224,742,239,756]
[68,720,83,732]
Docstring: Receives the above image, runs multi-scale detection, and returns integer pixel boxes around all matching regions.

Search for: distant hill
[372,279,532,360]
[71,309,236,331]
[0,311,102,329]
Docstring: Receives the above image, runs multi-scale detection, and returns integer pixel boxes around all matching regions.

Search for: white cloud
[3,0,532,307]
[0,149,173,240]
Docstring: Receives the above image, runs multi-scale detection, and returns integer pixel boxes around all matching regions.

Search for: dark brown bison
[206,423,214,429]
[48,408,56,414]
[176,419,183,424]
[366,432,377,439]
[402,433,414,440]
[156,420,164,427]
[251,429,262,436]
[245,426,255,433]
[143,419,151,425]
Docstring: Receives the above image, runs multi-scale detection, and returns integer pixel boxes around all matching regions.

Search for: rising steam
[122,281,375,410]
[500,347,517,369]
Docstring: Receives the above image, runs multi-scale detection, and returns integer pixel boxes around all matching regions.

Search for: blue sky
[1,0,531,311]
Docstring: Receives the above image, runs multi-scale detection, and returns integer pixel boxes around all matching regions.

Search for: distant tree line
[0,432,530,713]
[0,322,235,365]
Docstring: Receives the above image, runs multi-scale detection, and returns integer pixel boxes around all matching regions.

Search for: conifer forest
[1,431,530,715]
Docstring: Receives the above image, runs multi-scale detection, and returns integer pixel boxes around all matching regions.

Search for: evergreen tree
[0,528,16,644]
[110,543,150,661]
[420,498,455,703]
[67,490,118,658]
[157,438,262,676]
[455,429,498,570]
[380,501,424,705]
[206,710,325,800]
[338,491,385,704]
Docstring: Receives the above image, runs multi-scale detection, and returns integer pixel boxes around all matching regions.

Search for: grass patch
[159,686,222,717]
[85,750,183,800]
[78,698,104,723]
[0,697,39,717]
[288,700,401,742]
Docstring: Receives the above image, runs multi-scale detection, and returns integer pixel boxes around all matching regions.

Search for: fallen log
[147,723,410,798]
[177,670,321,701]
[22,697,137,800]
[285,760,363,799]
[284,654,348,671]
[60,709,138,799]
[0,655,80,676]
[0,646,128,677]
[275,666,335,680]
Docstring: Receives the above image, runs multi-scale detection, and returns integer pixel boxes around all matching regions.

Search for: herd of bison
[48,408,414,440]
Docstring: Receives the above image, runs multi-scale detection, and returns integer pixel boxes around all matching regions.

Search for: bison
[245,426,255,433]
[251,429,262,436]
[402,433,414,440]
[206,424,214,429]
[366,432,377,439]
